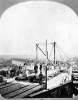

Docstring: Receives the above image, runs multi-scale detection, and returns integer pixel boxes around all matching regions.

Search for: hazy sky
[0,0,78,17]
[0,1,78,57]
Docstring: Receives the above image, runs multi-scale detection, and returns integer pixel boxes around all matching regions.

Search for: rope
[37,45,55,66]
[56,43,71,61]
[56,44,64,61]
[49,43,54,59]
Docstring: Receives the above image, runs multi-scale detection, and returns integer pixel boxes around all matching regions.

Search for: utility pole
[36,44,38,61]
[45,40,48,89]
[54,42,56,68]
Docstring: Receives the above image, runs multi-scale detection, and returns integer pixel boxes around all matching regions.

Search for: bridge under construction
[0,40,78,98]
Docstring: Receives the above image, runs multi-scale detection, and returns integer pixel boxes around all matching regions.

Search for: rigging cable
[56,43,71,61]
[56,44,64,61]
[49,43,54,59]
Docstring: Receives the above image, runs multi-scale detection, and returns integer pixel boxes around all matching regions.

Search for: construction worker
[39,71,43,85]
[39,64,43,85]
[34,63,38,75]
[10,67,16,78]
[19,66,22,74]
[40,64,42,73]
[23,62,27,77]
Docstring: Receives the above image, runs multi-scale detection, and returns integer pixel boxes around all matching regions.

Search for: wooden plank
[73,81,78,84]
[14,85,44,98]
[3,84,39,98]
[0,81,7,86]
[1,83,25,95]
[0,82,15,89]
[29,90,47,97]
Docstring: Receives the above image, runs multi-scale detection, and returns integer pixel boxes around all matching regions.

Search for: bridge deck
[0,81,44,98]
[0,72,72,98]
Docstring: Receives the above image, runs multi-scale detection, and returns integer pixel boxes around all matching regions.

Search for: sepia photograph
[0,0,78,99]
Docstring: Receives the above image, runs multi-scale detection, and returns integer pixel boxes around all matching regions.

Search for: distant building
[12,60,24,66]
